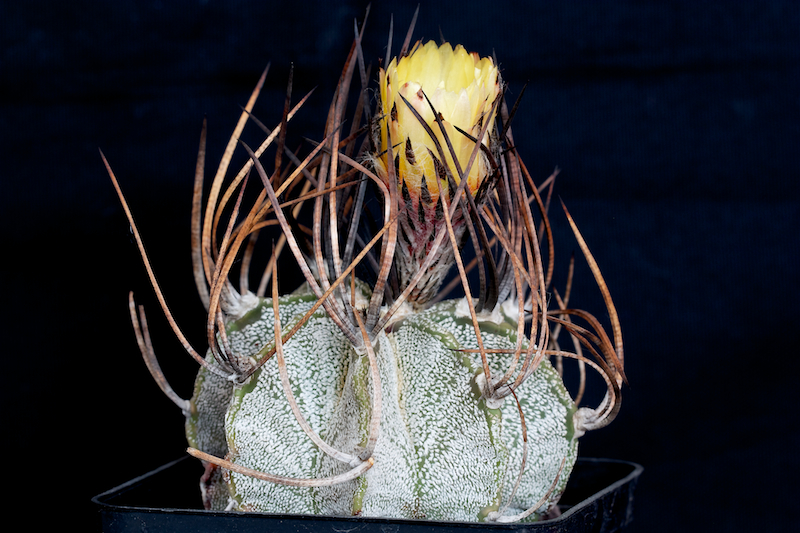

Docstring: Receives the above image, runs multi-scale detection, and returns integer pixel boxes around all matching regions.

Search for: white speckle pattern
[226,293,353,513]
[189,287,578,521]
[428,301,578,516]
[186,355,235,510]
[186,355,232,458]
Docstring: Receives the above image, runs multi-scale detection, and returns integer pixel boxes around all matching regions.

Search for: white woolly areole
[379,300,414,330]
[454,296,505,325]
[222,290,261,320]
[500,296,521,323]
[474,372,504,410]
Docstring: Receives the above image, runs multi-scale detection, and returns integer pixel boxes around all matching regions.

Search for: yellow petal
[376,40,500,198]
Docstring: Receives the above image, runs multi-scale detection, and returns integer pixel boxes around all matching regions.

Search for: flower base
[93,457,642,532]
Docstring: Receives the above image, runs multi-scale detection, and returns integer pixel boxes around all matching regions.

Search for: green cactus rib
[186,286,578,521]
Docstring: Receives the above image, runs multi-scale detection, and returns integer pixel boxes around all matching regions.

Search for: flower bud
[372,41,502,305]
[376,41,501,202]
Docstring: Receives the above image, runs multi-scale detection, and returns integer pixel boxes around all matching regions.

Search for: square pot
[93,456,642,532]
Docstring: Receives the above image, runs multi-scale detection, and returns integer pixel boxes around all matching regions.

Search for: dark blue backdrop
[2,1,798,531]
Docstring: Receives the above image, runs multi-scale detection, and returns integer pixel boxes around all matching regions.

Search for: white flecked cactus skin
[106,12,625,526]
[186,288,578,520]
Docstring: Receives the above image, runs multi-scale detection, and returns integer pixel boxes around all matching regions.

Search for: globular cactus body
[188,286,577,520]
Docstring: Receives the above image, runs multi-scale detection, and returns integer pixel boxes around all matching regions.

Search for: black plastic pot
[93,456,642,532]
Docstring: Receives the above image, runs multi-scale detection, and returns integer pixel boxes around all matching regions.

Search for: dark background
[2,1,798,531]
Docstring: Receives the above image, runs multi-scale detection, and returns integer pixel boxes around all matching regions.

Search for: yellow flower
[376,41,501,202]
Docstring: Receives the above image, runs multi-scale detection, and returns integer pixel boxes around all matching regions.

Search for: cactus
[103,13,625,524]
